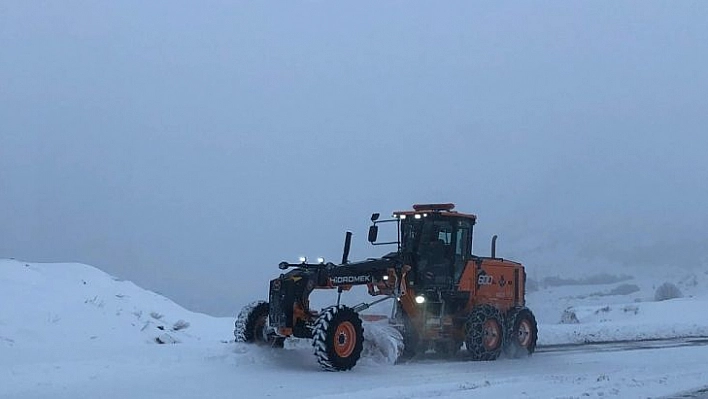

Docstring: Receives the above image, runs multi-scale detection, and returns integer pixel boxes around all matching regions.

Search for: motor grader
[235,203,537,371]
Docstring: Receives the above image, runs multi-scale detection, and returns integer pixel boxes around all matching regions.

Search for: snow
[528,271,708,346]
[2,258,708,398]
[0,259,230,347]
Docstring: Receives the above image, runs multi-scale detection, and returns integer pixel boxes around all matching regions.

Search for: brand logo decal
[330,275,372,285]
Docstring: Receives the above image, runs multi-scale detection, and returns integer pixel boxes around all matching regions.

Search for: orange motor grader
[235,203,537,371]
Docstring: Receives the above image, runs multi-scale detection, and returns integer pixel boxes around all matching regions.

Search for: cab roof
[392,203,477,221]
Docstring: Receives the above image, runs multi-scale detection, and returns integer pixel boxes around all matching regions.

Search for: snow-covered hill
[0,258,233,347]
[3,258,708,398]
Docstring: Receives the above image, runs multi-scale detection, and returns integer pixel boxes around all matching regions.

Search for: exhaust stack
[341,231,353,264]
[491,235,498,258]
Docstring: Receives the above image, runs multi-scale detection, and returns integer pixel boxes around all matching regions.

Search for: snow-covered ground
[529,270,708,346]
[2,258,708,398]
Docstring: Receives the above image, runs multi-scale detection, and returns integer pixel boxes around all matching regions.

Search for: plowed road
[4,336,708,399]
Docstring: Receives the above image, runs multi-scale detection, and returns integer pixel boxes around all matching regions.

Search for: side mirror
[368,225,379,243]
[370,213,380,222]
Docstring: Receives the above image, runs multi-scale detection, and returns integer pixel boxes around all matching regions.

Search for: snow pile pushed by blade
[361,320,404,365]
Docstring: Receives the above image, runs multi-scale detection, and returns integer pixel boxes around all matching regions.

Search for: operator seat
[420,239,451,286]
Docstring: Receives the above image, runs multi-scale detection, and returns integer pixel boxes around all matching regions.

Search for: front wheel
[234,300,283,347]
[312,306,364,371]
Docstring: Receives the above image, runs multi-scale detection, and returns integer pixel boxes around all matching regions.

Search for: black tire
[504,307,538,358]
[312,306,364,371]
[234,300,272,345]
[464,304,505,361]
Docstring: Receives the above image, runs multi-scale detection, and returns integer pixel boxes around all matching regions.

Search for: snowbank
[529,269,708,345]
[539,297,708,345]
[0,259,232,348]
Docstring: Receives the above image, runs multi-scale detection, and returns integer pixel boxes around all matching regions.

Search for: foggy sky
[2,2,707,315]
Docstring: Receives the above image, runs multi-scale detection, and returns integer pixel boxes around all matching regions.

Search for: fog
[2,2,707,315]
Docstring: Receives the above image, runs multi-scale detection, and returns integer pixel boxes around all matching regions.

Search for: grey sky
[2,2,707,315]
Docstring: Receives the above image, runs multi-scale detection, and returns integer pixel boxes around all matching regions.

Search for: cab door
[416,218,455,288]
[453,219,472,284]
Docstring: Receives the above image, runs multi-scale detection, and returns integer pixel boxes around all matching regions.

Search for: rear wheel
[465,304,504,361]
[312,306,364,371]
[234,301,284,347]
[504,307,538,358]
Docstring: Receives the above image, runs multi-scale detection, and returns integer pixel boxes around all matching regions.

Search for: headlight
[415,295,426,304]
[316,257,325,264]
[298,256,307,263]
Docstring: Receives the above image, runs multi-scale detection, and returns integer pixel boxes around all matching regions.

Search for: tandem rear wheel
[465,304,505,361]
[504,306,538,358]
